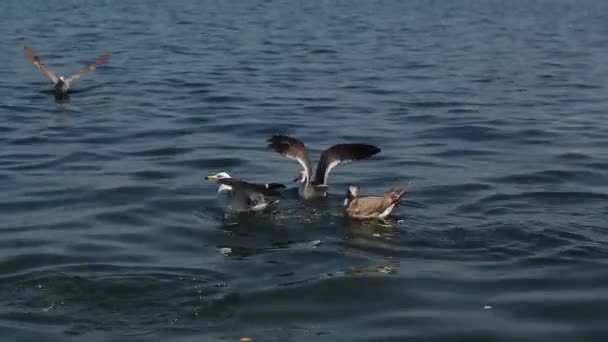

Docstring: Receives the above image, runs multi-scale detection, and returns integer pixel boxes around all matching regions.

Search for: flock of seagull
[24,46,408,221]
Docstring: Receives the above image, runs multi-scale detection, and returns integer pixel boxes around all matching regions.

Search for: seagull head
[344,185,359,207]
[205,172,232,192]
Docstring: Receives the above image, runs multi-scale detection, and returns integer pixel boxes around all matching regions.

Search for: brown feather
[386,186,407,204]
[267,135,313,177]
[24,46,59,83]
[66,53,111,83]
[314,143,381,185]
[345,185,407,219]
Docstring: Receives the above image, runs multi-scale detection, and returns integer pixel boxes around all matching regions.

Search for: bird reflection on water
[208,195,404,278]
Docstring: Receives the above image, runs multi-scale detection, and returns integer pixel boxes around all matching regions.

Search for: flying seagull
[344,185,407,219]
[267,135,381,199]
[24,46,110,97]
[205,172,286,212]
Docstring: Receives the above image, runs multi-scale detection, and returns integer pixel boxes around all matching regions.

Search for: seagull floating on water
[205,172,286,212]
[344,185,407,220]
[267,135,381,199]
[24,46,110,98]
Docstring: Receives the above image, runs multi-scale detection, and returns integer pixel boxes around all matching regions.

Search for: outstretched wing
[267,135,313,178]
[24,46,59,83]
[66,53,110,83]
[314,144,381,185]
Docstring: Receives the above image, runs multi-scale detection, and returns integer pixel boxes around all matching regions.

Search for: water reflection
[54,93,70,103]
[344,258,401,276]
[344,217,401,245]
[216,212,324,258]
[340,217,403,276]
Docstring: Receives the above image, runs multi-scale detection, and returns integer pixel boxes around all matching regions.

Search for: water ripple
[2,0,608,340]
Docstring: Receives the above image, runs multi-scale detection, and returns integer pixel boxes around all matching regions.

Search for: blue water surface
[1,0,608,341]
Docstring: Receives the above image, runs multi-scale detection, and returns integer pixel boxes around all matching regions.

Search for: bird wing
[348,196,393,217]
[24,46,59,83]
[217,178,285,198]
[267,135,313,178]
[385,186,408,203]
[314,143,381,185]
[66,53,110,83]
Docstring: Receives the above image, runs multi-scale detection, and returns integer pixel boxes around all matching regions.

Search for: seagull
[267,135,381,199]
[24,46,110,98]
[205,172,286,212]
[344,185,407,220]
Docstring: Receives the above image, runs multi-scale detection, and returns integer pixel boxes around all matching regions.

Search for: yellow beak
[205,175,217,180]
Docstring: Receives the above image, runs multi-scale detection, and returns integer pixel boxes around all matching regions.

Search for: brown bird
[267,135,381,199]
[24,46,110,97]
[344,185,407,219]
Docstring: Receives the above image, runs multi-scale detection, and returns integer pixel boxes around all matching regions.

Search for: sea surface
[1,0,608,341]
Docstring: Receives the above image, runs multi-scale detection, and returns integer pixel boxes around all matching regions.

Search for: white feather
[322,159,343,185]
[377,204,396,219]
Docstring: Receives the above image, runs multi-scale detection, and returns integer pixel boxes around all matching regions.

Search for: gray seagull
[267,135,381,199]
[205,172,286,212]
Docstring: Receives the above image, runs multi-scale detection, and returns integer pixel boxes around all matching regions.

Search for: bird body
[344,185,407,219]
[54,77,70,94]
[205,172,285,212]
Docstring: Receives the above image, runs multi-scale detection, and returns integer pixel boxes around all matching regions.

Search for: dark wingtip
[267,135,295,154]
[264,182,286,198]
[267,135,287,143]
[350,144,381,159]
[266,182,286,189]
[388,185,408,204]
[267,135,295,145]
[267,141,286,153]
[267,135,279,147]
[369,145,381,155]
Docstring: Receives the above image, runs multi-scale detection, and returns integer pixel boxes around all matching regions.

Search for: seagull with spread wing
[24,46,110,97]
[205,172,286,212]
[267,135,381,199]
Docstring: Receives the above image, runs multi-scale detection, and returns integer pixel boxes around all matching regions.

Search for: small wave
[486,169,607,186]
[0,265,231,336]
[554,152,593,161]
[415,125,506,142]
[431,148,497,158]
[457,191,608,216]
